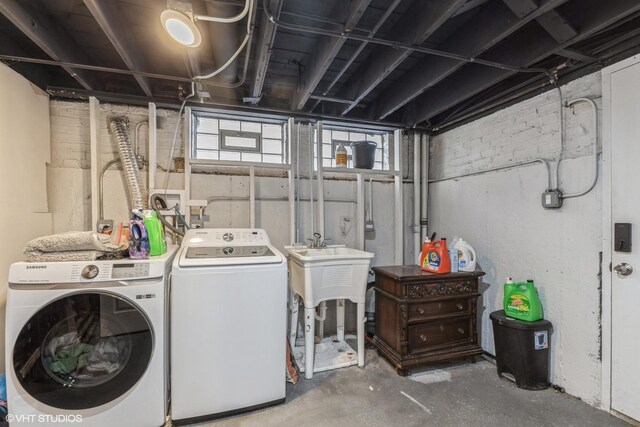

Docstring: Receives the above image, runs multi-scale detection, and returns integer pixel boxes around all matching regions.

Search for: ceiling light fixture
[161,0,250,48]
[161,9,202,48]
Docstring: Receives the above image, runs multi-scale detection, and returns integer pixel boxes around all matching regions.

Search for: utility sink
[284,245,374,305]
[286,245,374,263]
[285,244,374,378]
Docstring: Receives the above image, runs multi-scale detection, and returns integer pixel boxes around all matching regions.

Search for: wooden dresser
[372,266,485,375]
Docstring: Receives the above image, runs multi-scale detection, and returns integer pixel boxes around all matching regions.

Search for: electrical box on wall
[542,190,563,209]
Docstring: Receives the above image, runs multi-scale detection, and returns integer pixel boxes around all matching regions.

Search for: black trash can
[490,310,553,390]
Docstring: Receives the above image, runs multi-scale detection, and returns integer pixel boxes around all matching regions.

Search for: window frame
[191,112,288,165]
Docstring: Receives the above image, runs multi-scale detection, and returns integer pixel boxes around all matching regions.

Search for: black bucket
[350,140,377,169]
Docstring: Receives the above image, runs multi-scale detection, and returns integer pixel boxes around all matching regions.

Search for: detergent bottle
[505,280,544,321]
[420,237,451,274]
[503,277,516,310]
[454,238,477,272]
[335,142,348,167]
[143,210,167,256]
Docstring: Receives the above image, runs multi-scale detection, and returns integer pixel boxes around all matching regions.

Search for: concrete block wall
[428,72,603,405]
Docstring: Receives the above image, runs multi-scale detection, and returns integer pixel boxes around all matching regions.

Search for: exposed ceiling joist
[0,0,99,90]
[251,0,284,101]
[293,0,372,110]
[535,10,578,43]
[338,0,468,116]
[83,0,152,97]
[502,0,577,44]
[452,0,491,17]
[556,48,597,63]
[411,0,640,126]
[370,0,569,121]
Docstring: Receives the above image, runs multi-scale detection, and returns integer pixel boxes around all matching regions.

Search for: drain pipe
[308,123,315,237]
[421,133,429,243]
[413,131,421,263]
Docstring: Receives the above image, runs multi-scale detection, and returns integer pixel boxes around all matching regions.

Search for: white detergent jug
[454,239,477,272]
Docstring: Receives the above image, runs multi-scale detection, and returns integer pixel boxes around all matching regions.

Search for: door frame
[600,53,640,416]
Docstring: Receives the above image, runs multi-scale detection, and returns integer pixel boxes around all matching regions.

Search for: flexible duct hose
[108,117,148,211]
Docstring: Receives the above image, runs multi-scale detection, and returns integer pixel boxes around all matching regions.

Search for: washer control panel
[188,229,270,246]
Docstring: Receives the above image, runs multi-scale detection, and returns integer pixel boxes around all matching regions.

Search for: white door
[610,60,640,422]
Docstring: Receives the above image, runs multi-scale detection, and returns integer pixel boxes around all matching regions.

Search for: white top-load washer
[5,246,177,427]
[171,228,287,425]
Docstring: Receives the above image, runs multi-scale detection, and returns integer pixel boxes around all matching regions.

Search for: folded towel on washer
[24,231,121,262]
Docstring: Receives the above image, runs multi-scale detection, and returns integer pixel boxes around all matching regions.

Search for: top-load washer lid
[177,228,285,267]
[178,244,283,267]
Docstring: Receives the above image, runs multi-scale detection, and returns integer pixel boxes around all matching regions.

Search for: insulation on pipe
[108,117,148,211]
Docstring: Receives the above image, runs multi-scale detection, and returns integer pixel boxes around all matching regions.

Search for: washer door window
[13,292,153,410]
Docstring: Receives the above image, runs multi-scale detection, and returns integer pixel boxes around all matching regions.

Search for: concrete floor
[202,349,628,427]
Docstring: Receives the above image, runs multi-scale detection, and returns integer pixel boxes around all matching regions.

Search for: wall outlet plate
[542,190,563,209]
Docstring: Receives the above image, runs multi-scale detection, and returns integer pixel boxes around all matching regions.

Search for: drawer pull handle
[417,307,425,314]
[419,334,427,342]
[458,328,465,335]
[456,303,463,310]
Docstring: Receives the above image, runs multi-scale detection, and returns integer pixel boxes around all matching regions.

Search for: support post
[249,165,256,227]
[148,102,157,191]
[394,129,404,264]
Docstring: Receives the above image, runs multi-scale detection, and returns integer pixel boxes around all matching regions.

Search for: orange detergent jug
[420,238,451,274]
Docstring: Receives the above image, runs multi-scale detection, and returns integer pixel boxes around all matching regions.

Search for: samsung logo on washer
[26,265,46,269]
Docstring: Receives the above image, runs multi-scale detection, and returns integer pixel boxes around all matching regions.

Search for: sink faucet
[307,232,328,248]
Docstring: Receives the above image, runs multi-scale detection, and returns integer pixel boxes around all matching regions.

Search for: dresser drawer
[409,298,469,320]
[407,280,476,299]
[408,317,472,352]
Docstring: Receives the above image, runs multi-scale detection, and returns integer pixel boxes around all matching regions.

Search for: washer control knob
[223,247,234,255]
[81,265,99,279]
[223,232,234,242]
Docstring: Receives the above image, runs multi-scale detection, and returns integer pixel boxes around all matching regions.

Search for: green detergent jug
[505,280,543,322]
[143,210,167,256]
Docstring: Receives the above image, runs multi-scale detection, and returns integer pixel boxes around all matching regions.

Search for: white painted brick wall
[428,71,604,406]
[430,73,602,181]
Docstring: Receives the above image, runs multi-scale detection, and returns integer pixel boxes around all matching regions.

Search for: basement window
[193,115,287,164]
[315,127,389,170]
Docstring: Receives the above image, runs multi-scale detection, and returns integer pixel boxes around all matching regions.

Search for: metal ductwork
[108,117,148,211]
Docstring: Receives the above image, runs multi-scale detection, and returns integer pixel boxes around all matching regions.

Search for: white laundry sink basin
[284,245,374,306]
[286,246,373,263]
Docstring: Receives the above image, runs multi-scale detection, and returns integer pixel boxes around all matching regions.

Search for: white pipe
[308,123,315,236]
[316,122,325,236]
[356,173,365,250]
[288,118,296,245]
[421,133,429,242]
[393,129,403,264]
[368,178,374,221]
[295,120,301,242]
[195,0,250,23]
[148,102,157,191]
[561,97,599,199]
[192,0,253,80]
[249,165,255,227]
[89,97,100,232]
[413,131,421,263]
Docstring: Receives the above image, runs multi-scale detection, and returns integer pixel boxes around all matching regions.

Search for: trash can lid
[490,310,553,330]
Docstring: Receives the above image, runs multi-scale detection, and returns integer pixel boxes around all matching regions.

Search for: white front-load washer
[5,246,177,427]
[171,228,287,425]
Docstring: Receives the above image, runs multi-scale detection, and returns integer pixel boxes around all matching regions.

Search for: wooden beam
[371,0,569,120]
[293,0,372,110]
[83,0,153,96]
[411,0,640,125]
[338,0,468,116]
[251,0,284,100]
[0,0,99,90]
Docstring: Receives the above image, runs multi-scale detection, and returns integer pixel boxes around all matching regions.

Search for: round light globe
[161,10,201,48]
